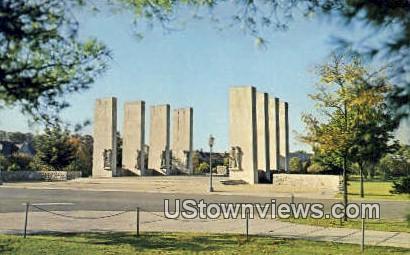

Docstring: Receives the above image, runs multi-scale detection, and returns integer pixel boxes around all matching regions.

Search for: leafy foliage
[0,0,110,124]
[0,153,33,171]
[289,157,303,173]
[195,162,209,174]
[301,54,398,170]
[391,176,410,194]
[301,53,399,201]
[68,134,93,176]
[31,126,76,171]
[376,145,410,179]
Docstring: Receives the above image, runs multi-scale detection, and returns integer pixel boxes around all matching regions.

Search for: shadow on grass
[35,232,266,253]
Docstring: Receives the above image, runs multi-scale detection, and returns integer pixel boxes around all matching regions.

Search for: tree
[391,176,410,194]
[0,0,109,124]
[69,134,93,176]
[31,126,76,171]
[377,145,410,179]
[347,71,399,196]
[289,157,303,173]
[301,54,398,219]
[195,162,209,175]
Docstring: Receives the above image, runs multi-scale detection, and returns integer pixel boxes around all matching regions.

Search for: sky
[0,3,407,152]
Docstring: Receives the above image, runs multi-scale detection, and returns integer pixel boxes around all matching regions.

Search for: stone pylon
[92,97,117,177]
[279,100,289,172]
[122,101,145,176]
[172,108,193,175]
[269,96,280,173]
[256,92,270,181]
[229,86,258,184]
[148,104,171,175]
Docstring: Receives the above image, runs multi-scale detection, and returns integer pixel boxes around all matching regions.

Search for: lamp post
[0,161,3,185]
[208,135,215,192]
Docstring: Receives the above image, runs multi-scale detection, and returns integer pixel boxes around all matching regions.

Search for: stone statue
[183,150,190,168]
[135,149,141,170]
[103,149,112,170]
[160,150,167,168]
[235,146,243,170]
[143,145,149,169]
[169,150,172,169]
[229,147,237,169]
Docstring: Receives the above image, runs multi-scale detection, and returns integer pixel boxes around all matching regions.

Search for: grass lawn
[337,180,410,201]
[280,217,410,233]
[1,232,409,255]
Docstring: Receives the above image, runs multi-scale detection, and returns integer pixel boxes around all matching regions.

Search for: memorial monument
[122,101,146,175]
[92,97,117,177]
[279,100,289,172]
[172,108,193,174]
[148,104,171,175]
[228,86,258,184]
[256,92,270,181]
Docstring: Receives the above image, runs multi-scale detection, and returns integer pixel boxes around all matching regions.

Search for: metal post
[209,147,213,192]
[23,202,29,238]
[290,194,294,218]
[245,211,249,241]
[136,207,140,237]
[208,135,214,192]
[0,165,3,185]
[361,218,365,253]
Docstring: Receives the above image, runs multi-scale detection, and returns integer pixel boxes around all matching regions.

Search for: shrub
[29,155,56,171]
[390,176,410,194]
[0,155,10,171]
[307,162,325,174]
[33,127,76,171]
[0,153,33,171]
[194,162,209,175]
[8,153,33,171]
[289,157,303,173]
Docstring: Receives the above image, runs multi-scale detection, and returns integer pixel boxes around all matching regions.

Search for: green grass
[337,180,410,201]
[281,217,410,233]
[0,232,409,255]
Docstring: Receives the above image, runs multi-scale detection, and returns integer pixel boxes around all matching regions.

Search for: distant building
[16,142,36,156]
[194,150,226,166]
[0,141,19,157]
[289,151,312,162]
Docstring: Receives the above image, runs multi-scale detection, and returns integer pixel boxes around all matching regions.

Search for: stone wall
[272,174,340,193]
[1,171,82,182]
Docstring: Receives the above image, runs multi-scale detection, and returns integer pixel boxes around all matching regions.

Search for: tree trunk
[343,155,348,221]
[359,163,364,198]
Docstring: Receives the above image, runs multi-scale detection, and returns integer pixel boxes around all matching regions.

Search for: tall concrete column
[256,92,270,181]
[172,108,193,175]
[122,101,145,176]
[92,97,117,177]
[269,96,280,172]
[279,101,289,172]
[148,104,171,175]
[229,86,258,184]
